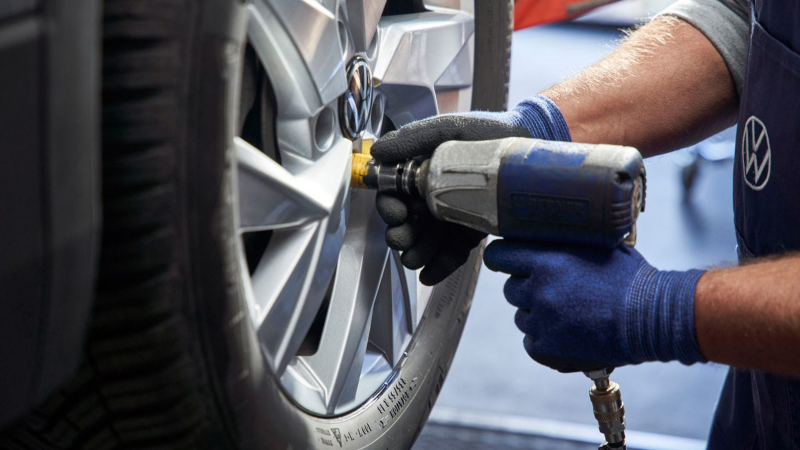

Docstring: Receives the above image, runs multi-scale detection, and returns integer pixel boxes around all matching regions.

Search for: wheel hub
[339,56,373,141]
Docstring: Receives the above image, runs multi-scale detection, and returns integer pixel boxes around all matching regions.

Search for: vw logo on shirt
[742,115,771,191]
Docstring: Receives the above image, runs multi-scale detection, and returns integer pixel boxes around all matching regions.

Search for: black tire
[0,0,248,448]
[0,1,513,449]
[473,0,515,111]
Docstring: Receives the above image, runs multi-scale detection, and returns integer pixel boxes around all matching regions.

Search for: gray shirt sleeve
[657,0,750,98]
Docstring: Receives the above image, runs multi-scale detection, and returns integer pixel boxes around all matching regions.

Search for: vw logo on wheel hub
[339,56,373,141]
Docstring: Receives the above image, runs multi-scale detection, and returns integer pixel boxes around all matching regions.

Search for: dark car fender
[0,0,100,426]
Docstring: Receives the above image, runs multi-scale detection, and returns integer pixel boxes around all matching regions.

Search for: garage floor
[416,22,737,449]
[416,423,611,450]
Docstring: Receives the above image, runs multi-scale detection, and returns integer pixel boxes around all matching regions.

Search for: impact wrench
[351,137,646,450]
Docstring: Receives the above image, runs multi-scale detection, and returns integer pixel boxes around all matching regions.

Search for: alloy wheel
[235,0,476,416]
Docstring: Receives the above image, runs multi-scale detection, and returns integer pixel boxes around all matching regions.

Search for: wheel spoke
[369,251,414,367]
[373,10,473,126]
[251,207,347,376]
[422,0,475,14]
[433,40,473,89]
[250,0,346,109]
[236,138,329,231]
[416,275,435,324]
[400,255,418,334]
[247,0,347,160]
[300,191,389,413]
[237,134,351,376]
[344,0,387,51]
[246,223,318,372]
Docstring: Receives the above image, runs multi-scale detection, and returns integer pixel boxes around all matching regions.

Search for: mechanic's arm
[542,16,738,157]
[695,256,800,377]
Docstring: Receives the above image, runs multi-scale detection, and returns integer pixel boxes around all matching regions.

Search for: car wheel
[0,0,512,448]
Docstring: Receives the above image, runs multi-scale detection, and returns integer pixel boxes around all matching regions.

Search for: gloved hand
[483,240,707,373]
[372,95,571,286]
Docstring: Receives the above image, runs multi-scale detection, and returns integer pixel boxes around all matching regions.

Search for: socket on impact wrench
[585,368,626,450]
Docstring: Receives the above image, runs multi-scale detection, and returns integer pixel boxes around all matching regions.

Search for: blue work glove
[483,240,707,373]
[373,95,570,286]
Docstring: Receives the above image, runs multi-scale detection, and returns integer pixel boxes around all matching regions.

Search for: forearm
[695,256,800,376]
[541,17,738,157]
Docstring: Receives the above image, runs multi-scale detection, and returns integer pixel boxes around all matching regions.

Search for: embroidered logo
[742,115,771,191]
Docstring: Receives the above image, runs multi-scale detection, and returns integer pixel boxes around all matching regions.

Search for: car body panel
[0,0,100,425]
